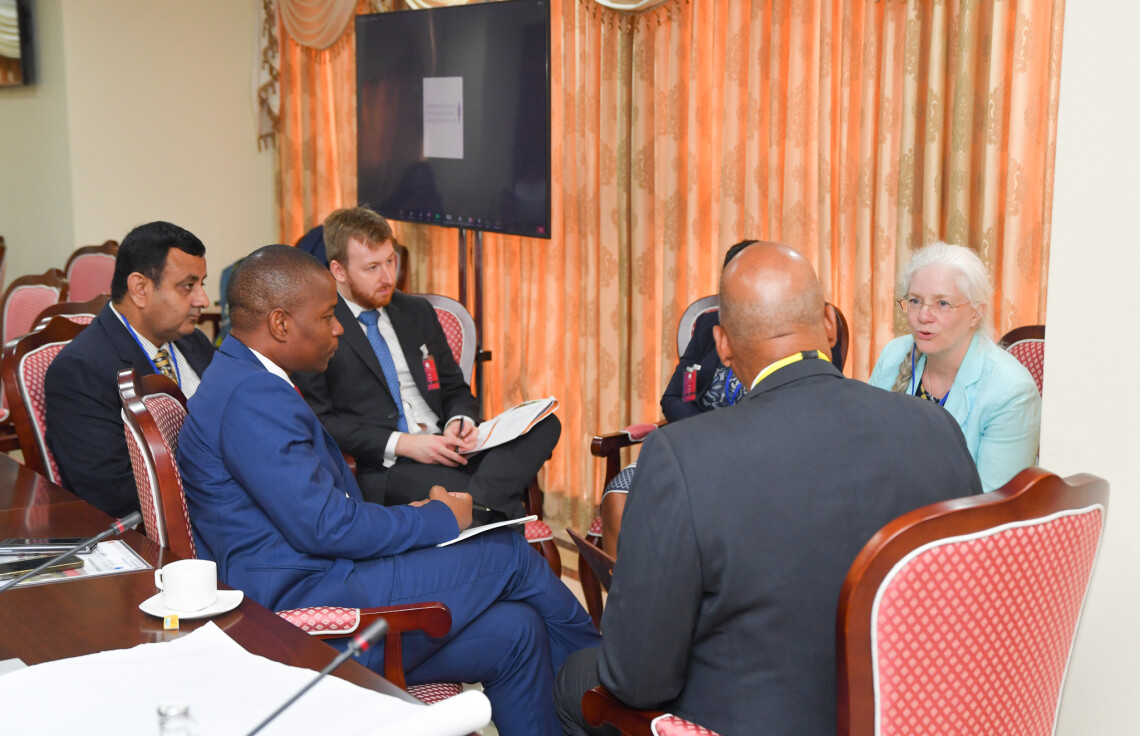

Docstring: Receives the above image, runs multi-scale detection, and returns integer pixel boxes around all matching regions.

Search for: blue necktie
[358,309,408,432]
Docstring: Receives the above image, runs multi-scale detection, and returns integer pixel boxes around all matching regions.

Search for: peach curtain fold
[277,0,359,50]
[275,0,1062,530]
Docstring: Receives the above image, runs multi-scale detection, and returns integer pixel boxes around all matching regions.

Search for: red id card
[423,355,441,391]
[682,366,698,402]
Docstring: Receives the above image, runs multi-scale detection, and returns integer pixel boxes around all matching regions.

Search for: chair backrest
[675,297,851,370]
[118,368,197,560]
[1,316,88,482]
[999,324,1045,395]
[1,268,67,347]
[676,295,719,356]
[64,241,119,303]
[568,527,617,593]
[417,293,476,383]
[829,303,851,371]
[836,467,1108,736]
[32,294,110,330]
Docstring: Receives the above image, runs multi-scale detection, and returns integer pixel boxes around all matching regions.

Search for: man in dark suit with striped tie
[294,206,559,522]
[45,221,215,517]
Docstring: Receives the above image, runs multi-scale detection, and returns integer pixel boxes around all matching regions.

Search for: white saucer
[139,589,244,620]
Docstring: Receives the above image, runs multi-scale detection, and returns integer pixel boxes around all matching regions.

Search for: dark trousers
[358,415,561,519]
[554,646,620,736]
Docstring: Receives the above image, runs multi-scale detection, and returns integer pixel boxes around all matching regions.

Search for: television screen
[356,0,551,239]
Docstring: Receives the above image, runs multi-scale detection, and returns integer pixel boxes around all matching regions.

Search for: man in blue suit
[178,244,598,736]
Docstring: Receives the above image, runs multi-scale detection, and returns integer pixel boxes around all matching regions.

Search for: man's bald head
[715,242,833,385]
[228,245,329,333]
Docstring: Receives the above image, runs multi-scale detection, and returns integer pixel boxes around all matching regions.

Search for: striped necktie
[153,347,178,383]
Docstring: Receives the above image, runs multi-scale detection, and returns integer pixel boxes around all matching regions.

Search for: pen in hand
[455,418,466,453]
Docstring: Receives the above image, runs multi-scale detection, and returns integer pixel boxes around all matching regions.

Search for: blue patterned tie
[358,309,408,432]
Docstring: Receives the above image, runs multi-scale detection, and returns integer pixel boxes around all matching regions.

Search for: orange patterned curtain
[275,0,1063,530]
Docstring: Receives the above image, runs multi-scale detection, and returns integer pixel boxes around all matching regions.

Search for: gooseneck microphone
[0,511,143,593]
[244,617,389,736]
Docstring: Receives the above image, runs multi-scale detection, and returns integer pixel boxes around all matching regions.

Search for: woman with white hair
[868,242,1041,492]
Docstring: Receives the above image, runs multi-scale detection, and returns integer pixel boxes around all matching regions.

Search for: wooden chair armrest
[589,422,663,457]
[590,421,664,486]
[583,686,664,736]
[341,452,357,476]
[364,601,451,689]
[304,601,451,690]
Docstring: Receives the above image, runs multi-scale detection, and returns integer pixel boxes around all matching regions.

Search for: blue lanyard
[724,368,741,405]
[910,345,948,407]
[120,313,182,386]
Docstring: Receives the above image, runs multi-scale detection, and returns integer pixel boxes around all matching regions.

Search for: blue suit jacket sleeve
[217,370,458,558]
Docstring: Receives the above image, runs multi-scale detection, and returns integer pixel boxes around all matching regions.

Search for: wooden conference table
[0,452,413,702]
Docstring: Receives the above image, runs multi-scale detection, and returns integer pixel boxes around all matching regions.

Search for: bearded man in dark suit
[294,206,559,521]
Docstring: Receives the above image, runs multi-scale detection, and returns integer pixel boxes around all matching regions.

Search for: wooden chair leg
[538,538,561,577]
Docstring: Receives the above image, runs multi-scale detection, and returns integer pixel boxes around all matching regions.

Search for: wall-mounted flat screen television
[0,0,35,87]
[356,0,551,239]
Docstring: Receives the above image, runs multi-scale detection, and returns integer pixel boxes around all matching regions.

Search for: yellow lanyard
[749,350,830,391]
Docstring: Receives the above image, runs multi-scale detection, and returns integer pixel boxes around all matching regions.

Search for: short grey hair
[899,242,993,334]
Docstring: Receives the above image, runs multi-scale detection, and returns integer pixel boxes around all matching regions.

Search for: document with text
[460,397,558,455]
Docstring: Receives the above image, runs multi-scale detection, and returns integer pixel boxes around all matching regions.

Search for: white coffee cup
[154,559,217,612]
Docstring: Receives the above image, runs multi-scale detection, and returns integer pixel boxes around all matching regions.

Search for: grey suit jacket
[599,357,982,735]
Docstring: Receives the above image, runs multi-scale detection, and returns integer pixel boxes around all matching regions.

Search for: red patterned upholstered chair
[836,467,1107,736]
[1,316,87,481]
[64,240,119,302]
[417,292,562,577]
[582,468,1107,736]
[999,324,1045,395]
[117,368,462,703]
[0,268,67,447]
[32,294,110,330]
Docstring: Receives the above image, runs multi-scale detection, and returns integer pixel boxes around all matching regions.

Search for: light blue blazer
[868,332,1041,492]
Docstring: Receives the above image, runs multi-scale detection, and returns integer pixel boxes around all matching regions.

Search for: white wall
[0,0,275,303]
[59,0,275,301]
[1045,2,1140,734]
[0,0,76,283]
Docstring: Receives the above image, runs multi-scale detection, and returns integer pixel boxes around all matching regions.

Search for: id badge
[682,366,698,402]
[422,355,441,391]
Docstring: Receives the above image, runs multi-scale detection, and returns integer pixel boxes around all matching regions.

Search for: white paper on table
[0,621,491,736]
[460,397,558,456]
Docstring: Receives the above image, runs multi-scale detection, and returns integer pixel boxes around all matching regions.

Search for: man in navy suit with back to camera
[294,206,560,522]
[177,245,599,736]
[45,221,214,517]
[555,241,982,736]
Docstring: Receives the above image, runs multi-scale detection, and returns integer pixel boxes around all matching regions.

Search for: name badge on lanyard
[682,365,699,402]
[421,344,440,391]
